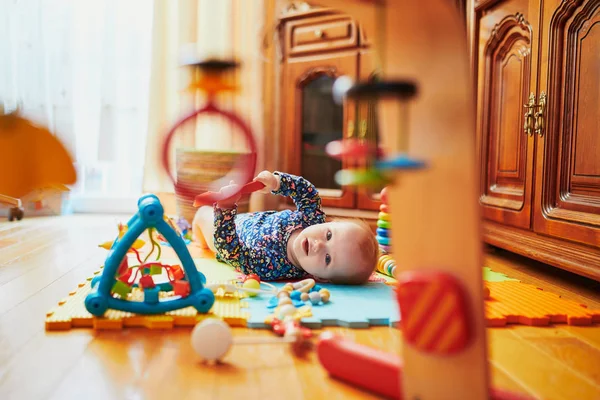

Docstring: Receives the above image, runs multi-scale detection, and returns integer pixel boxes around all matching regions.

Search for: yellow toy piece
[0,107,76,199]
[98,222,145,250]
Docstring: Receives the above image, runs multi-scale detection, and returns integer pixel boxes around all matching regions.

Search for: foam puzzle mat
[485,281,600,327]
[45,258,600,331]
[245,281,400,329]
[45,268,250,331]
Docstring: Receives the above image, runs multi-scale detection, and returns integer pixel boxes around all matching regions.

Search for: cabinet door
[356,49,384,211]
[475,0,540,229]
[282,51,358,208]
[532,0,600,247]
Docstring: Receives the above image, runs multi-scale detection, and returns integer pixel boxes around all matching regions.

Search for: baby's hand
[216,181,241,208]
[253,170,280,193]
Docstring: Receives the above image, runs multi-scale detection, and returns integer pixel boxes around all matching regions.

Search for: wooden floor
[0,215,599,400]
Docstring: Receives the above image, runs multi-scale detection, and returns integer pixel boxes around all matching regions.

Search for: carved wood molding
[542,0,600,224]
[296,66,338,88]
[486,13,532,52]
[479,13,533,207]
[483,221,600,282]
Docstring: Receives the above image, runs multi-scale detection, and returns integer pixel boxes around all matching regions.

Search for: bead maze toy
[85,194,216,316]
[161,58,265,207]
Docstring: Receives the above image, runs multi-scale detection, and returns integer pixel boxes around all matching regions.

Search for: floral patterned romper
[213,172,325,280]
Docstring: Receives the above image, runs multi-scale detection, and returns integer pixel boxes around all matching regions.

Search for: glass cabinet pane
[301,75,343,192]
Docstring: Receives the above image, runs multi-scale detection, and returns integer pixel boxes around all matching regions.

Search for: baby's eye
[326,231,332,241]
[325,254,331,265]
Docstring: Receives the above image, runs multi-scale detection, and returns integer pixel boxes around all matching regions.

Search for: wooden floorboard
[0,215,599,400]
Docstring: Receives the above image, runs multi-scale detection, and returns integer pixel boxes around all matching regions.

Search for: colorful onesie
[213,172,326,280]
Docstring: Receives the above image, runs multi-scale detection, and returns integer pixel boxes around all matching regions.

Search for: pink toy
[193,180,265,207]
[316,332,535,400]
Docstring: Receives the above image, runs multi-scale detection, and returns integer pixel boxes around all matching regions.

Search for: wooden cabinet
[474,0,600,281]
[278,9,381,214]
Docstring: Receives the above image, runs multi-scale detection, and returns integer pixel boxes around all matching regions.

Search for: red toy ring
[161,102,258,204]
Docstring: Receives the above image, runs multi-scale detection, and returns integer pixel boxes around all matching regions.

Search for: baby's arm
[213,204,245,270]
[213,204,266,276]
[272,172,325,224]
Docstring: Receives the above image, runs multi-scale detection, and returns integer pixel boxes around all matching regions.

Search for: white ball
[332,75,354,104]
[191,318,233,362]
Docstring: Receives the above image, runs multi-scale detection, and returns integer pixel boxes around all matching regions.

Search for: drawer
[286,16,358,56]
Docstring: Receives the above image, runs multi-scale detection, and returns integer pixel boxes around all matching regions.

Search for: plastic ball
[300,292,309,302]
[191,319,233,362]
[319,289,330,303]
[278,304,296,318]
[308,291,321,305]
[332,75,354,104]
[290,290,302,301]
[242,279,261,297]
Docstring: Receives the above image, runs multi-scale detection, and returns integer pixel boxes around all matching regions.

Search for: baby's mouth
[302,238,309,255]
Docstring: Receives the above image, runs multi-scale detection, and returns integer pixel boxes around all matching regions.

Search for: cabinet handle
[359,120,367,139]
[523,93,535,136]
[534,91,547,137]
[347,120,355,138]
[314,29,324,39]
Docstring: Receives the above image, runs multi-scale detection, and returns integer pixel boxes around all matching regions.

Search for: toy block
[112,280,132,298]
[173,280,190,297]
[117,268,132,283]
[170,265,184,280]
[139,275,156,289]
[150,264,163,275]
[144,287,160,304]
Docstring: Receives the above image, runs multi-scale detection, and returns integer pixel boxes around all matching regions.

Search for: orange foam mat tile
[484,281,600,327]
[45,272,249,331]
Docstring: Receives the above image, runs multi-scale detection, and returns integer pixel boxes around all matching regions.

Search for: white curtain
[0,0,154,213]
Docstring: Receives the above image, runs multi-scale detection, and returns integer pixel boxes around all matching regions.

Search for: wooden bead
[278,297,292,306]
[308,291,321,305]
[319,289,330,303]
[278,304,296,318]
[282,283,294,292]
[277,290,291,299]
[300,292,309,302]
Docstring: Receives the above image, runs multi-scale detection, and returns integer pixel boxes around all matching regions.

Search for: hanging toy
[160,58,264,207]
[325,79,427,188]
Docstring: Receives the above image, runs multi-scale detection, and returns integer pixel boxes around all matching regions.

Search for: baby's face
[289,221,366,281]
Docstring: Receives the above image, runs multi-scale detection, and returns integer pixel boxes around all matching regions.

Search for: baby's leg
[192,206,217,253]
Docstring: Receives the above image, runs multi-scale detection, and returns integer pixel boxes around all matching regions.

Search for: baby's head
[289,218,378,284]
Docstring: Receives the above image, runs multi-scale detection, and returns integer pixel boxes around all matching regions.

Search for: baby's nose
[312,239,322,253]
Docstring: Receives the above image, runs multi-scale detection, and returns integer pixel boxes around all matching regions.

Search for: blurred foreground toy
[0,105,76,220]
[161,58,259,207]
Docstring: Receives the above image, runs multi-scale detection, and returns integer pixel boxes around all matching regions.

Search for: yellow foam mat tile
[485,281,600,327]
[45,272,249,331]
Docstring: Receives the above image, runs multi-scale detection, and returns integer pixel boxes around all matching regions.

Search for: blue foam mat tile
[245,281,400,329]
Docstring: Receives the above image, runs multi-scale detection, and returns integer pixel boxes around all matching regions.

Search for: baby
[192,171,379,284]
